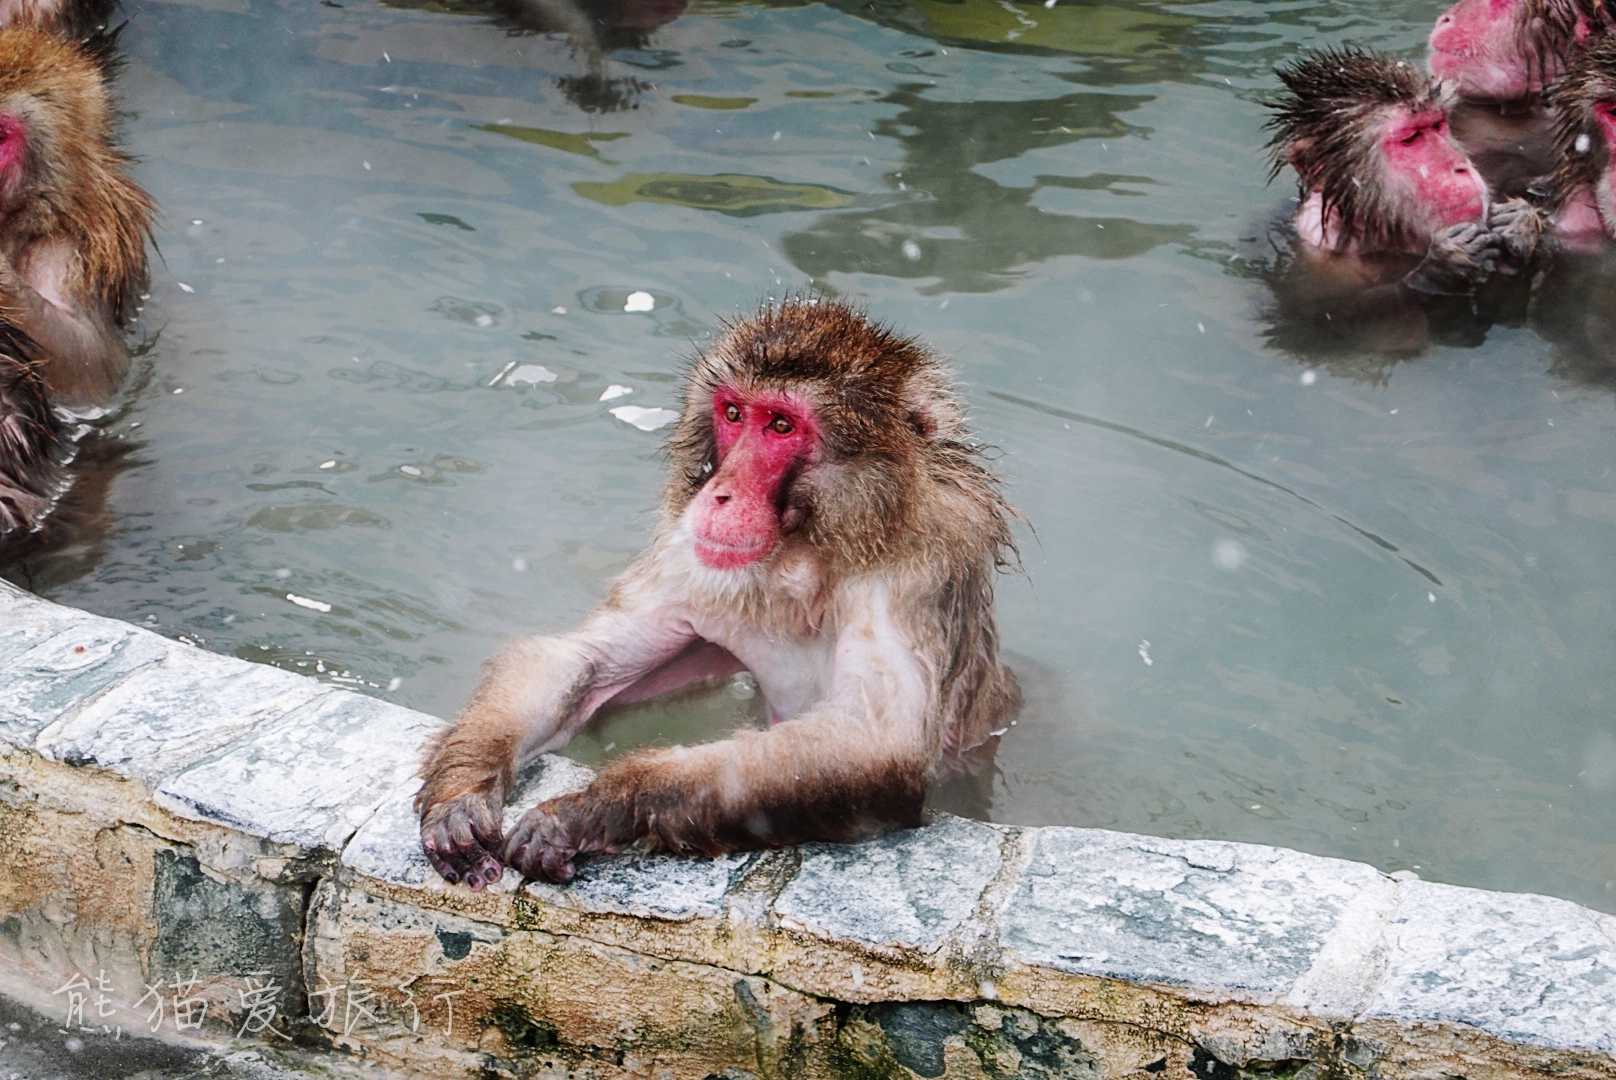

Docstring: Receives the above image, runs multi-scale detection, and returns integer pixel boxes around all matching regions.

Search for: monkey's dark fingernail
[442,869,458,884]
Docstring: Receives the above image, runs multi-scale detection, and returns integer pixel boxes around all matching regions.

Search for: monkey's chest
[697,623,835,723]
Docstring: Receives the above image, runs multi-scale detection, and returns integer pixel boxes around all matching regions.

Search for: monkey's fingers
[420,793,507,889]
[504,806,583,883]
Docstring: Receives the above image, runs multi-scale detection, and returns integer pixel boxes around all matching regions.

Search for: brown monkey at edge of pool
[0,24,152,539]
[417,298,1023,887]
[1258,48,1541,359]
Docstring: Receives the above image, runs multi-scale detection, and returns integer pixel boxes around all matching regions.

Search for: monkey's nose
[1435,12,1451,25]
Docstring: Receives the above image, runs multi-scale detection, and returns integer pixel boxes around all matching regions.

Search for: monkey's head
[1429,0,1611,100]
[1267,49,1489,254]
[0,27,109,218]
[1545,38,1616,209]
[666,298,974,575]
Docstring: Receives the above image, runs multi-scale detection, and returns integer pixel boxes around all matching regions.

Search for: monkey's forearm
[504,714,931,880]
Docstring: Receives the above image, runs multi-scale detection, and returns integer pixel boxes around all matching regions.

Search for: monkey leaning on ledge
[0,24,153,539]
[418,298,1023,888]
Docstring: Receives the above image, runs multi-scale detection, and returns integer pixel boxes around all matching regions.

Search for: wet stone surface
[1000,828,1385,993]
[1366,880,1616,1051]
[155,691,443,852]
[774,814,1006,949]
[35,655,328,786]
[0,620,170,750]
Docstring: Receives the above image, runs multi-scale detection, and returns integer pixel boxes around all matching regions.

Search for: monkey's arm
[503,578,938,882]
[417,564,702,890]
[0,246,126,408]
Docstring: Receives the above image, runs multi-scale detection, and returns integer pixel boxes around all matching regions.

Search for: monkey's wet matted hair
[1264,47,1452,253]
[0,324,64,536]
[1545,37,1616,210]
[1516,0,1616,83]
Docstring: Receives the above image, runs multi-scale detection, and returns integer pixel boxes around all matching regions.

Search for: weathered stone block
[1000,828,1387,997]
[150,849,306,1003]
[35,654,328,786]
[1365,879,1616,1051]
[156,691,443,852]
[774,815,1006,950]
[0,618,170,749]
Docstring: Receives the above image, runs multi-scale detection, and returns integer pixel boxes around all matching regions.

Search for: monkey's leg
[0,249,126,407]
[419,575,701,890]
[504,586,942,881]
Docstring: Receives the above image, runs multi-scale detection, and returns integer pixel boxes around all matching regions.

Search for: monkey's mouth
[693,534,775,569]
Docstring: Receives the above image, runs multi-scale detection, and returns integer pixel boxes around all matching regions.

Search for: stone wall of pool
[0,575,1612,1080]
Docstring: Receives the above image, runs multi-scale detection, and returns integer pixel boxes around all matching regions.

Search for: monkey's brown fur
[1267,48,1453,254]
[1544,37,1616,209]
[0,24,151,328]
[1517,0,1616,83]
[418,298,1022,883]
[0,324,60,535]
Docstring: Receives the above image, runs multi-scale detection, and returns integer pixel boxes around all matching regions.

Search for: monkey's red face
[0,114,26,201]
[1379,108,1489,229]
[689,386,818,570]
[1429,0,1563,99]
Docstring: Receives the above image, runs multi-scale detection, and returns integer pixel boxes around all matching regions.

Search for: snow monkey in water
[1541,37,1616,242]
[418,298,1022,887]
[0,25,153,538]
[1266,48,1540,296]
[1430,0,1616,101]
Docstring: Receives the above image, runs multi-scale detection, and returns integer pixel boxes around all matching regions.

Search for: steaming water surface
[7,0,1616,911]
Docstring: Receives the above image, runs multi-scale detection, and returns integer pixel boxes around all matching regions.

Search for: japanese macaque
[0,25,151,537]
[1258,49,1539,362]
[1542,37,1616,241]
[418,299,1022,887]
[1430,0,1615,101]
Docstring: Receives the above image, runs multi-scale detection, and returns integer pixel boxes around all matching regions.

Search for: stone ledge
[0,576,1612,1080]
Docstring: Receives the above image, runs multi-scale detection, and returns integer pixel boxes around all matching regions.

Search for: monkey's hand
[1403,221,1501,295]
[1488,197,1544,265]
[418,784,507,891]
[503,794,610,883]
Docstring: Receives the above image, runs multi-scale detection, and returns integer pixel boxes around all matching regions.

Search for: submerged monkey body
[419,300,1019,887]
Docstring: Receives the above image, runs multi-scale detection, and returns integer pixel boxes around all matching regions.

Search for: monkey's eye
[769,416,794,435]
[723,403,741,423]
[1400,128,1423,145]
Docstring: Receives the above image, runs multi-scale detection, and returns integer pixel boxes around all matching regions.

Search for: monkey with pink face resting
[1540,37,1616,242]
[417,299,1021,887]
[1257,49,1542,359]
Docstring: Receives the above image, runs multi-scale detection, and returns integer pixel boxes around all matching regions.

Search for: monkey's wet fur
[0,23,153,538]
[418,298,1023,887]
